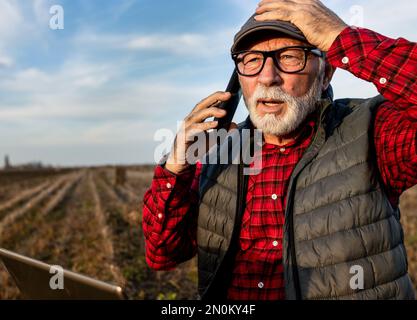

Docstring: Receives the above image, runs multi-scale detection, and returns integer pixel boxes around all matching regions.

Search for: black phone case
[214,69,242,131]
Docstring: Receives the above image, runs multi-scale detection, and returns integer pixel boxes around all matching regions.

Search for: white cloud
[325,0,417,40]
[0,60,115,93]
[0,53,13,68]
[0,0,23,42]
[0,52,225,159]
[228,0,257,14]
[112,0,136,21]
[0,76,221,122]
[0,0,52,44]
[127,33,207,53]
[0,0,57,72]
[325,0,417,99]
[33,0,51,25]
[74,28,236,57]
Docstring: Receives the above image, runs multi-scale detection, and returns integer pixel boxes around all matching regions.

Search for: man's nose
[257,57,283,87]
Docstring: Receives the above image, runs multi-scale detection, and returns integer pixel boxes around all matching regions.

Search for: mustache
[248,85,299,111]
[251,86,293,101]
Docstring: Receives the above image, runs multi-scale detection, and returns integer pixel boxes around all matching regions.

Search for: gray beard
[244,73,324,137]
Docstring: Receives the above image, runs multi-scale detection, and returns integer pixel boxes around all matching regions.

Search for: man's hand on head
[255,0,348,52]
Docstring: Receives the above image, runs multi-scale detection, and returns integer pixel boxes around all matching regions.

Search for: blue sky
[0,0,416,166]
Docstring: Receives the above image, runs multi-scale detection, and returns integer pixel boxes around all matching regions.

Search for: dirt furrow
[94,168,199,300]
[88,171,126,288]
[0,176,52,203]
[40,173,83,217]
[0,180,52,220]
[117,184,141,204]
[0,172,84,299]
[0,175,71,236]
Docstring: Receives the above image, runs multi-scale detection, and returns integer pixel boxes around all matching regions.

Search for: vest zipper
[285,104,328,300]
[201,161,249,299]
[286,183,302,300]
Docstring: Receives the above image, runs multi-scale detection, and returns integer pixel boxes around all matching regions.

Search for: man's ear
[322,59,336,91]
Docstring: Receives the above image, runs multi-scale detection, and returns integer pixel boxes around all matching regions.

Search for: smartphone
[214,69,242,131]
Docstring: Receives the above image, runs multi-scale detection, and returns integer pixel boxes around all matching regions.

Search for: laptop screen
[0,248,125,300]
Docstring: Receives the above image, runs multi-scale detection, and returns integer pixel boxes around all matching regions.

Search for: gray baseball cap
[231,14,310,53]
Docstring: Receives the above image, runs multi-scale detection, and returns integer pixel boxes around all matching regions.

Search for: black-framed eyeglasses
[232,46,323,76]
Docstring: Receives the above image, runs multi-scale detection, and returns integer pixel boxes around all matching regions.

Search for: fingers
[192,91,231,113]
[255,0,301,22]
[255,3,292,22]
[178,90,234,147]
[186,121,219,138]
[186,90,232,125]
[188,106,227,124]
[256,0,285,14]
[168,92,233,172]
[255,11,290,23]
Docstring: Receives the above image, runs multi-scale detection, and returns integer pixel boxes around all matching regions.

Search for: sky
[0,0,416,167]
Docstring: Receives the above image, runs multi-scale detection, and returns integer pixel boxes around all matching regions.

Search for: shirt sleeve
[373,102,417,206]
[327,26,417,119]
[142,157,202,270]
[327,27,417,205]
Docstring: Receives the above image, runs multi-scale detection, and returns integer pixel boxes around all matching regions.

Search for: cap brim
[232,25,308,53]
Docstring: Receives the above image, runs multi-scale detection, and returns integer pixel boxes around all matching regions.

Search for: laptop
[0,248,126,300]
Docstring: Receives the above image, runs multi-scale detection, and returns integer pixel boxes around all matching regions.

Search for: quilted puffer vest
[197,96,415,300]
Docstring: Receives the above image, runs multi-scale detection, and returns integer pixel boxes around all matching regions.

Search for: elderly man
[142,0,417,300]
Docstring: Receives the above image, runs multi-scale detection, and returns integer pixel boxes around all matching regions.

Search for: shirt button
[342,56,349,64]
[258,282,264,289]
[279,147,286,153]
[271,194,278,200]
[379,77,387,85]
[273,240,279,247]
[166,182,172,189]
[157,213,163,220]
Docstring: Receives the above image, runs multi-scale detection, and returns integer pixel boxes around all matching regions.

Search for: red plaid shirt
[142,27,417,300]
